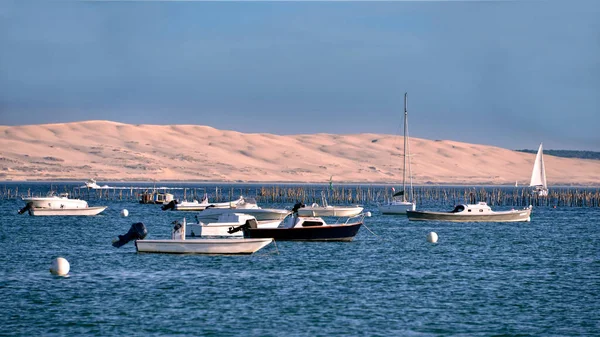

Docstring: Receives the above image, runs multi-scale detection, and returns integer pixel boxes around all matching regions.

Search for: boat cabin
[276,215,327,229]
[140,191,174,204]
[451,202,493,214]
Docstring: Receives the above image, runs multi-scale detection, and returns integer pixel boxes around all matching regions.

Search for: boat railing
[343,212,372,225]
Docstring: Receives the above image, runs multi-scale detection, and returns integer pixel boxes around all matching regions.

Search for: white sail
[529,143,547,189]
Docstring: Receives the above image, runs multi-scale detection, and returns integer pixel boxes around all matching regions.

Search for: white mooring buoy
[427,232,438,243]
[121,209,129,217]
[50,257,70,276]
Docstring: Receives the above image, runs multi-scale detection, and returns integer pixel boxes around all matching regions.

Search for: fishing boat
[379,92,417,214]
[139,190,174,204]
[296,192,363,217]
[112,220,272,255]
[195,197,290,221]
[229,203,371,241]
[406,202,532,222]
[186,213,280,237]
[530,143,548,196]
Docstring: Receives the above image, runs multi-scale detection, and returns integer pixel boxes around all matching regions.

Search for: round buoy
[50,257,70,276]
[121,209,129,217]
[427,232,438,243]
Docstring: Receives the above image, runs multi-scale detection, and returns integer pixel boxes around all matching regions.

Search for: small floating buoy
[427,232,438,243]
[121,209,129,217]
[50,257,70,276]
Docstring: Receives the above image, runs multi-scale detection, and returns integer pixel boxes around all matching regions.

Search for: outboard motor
[228,223,248,235]
[18,202,33,215]
[291,202,306,214]
[112,222,148,248]
[161,200,177,211]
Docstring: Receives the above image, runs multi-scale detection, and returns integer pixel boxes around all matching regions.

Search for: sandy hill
[0,120,599,185]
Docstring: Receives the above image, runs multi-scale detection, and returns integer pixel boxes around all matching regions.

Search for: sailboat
[378,92,417,214]
[529,143,548,196]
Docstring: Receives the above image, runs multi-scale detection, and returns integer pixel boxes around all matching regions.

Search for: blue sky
[1,0,599,151]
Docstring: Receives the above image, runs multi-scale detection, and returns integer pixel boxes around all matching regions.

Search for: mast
[402,92,408,202]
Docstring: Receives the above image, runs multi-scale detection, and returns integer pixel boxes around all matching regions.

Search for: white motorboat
[407,202,532,222]
[530,143,548,196]
[22,192,88,209]
[29,206,108,216]
[296,192,363,217]
[82,178,109,189]
[162,196,243,211]
[379,92,417,214]
[19,192,107,216]
[186,213,280,237]
[195,197,290,221]
[112,220,272,255]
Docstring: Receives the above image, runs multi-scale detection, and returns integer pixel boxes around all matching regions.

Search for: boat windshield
[451,205,465,213]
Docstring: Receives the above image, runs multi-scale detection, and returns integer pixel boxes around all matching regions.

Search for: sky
[0,0,599,151]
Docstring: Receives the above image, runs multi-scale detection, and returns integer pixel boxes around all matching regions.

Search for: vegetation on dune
[515,149,600,160]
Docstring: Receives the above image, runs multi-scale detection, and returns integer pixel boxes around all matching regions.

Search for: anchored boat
[229,204,371,241]
[406,202,532,222]
[19,192,107,216]
[379,92,417,214]
[113,220,273,255]
[296,192,363,217]
[161,196,243,211]
[186,213,280,237]
[195,197,290,221]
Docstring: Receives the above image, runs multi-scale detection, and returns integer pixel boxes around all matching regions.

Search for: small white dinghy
[112,219,273,255]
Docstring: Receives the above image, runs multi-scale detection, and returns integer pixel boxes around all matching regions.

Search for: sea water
[1,183,599,336]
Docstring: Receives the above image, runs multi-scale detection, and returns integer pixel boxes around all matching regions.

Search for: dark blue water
[1,183,599,336]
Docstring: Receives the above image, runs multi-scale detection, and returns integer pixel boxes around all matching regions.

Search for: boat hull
[243,222,363,241]
[196,208,290,221]
[29,206,108,216]
[135,238,273,254]
[174,200,238,211]
[296,206,363,217]
[406,208,531,222]
[378,202,416,215]
[175,204,210,211]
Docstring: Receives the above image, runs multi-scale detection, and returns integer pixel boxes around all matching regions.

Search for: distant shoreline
[1,179,598,188]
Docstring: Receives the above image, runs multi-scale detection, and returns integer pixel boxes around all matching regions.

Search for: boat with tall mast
[529,143,548,196]
[379,92,416,214]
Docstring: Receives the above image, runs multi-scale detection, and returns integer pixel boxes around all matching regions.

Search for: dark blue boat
[228,209,368,242]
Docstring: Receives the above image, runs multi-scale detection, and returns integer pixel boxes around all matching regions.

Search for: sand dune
[0,120,599,185]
